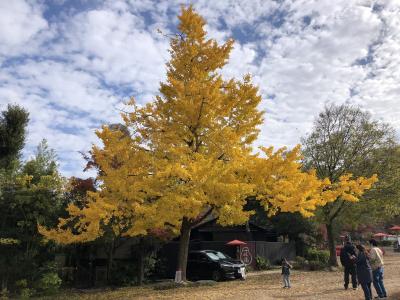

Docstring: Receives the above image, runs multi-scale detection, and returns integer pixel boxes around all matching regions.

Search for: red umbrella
[226,239,247,246]
[389,225,400,231]
[373,233,388,237]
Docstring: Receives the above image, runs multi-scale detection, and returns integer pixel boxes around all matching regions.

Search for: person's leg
[378,267,387,297]
[344,267,350,289]
[373,269,384,298]
[367,282,372,300]
[283,275,289,287]
[350,265,358,288]
[287,275,291,288]
[360,283,371,300]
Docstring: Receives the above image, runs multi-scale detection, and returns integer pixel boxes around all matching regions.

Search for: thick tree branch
[191,206,214,227]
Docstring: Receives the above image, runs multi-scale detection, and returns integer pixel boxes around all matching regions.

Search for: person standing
[356,244,373,300]
[369,239,388,299]
[340,235,358,290]
[281,257,292,288]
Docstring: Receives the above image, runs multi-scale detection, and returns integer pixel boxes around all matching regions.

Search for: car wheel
[211,270,222,281]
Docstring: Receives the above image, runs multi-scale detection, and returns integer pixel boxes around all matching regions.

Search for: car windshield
[215,251,230,260]
[205,252,220,261]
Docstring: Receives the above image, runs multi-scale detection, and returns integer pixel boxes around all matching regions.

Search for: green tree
[0,138,64,292]
[0,104,29,170]
[337,145,400,229]
[22,140,58,183]
[302,104,396,265]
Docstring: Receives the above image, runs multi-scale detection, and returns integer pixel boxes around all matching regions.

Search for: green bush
[0,287,10,299]
[151,256,169,279]
[305,248,329,266]
[35,272,62,295]
[110,260,137,286]
[295,249,330,271]
[308,260,325,271]
[14,279,35,299]
[255,256,271,270]
[110,254,159,286]
[293,256,307,270]
[378,240,393,247]
[19,287,34,299]
[33,262,62,295]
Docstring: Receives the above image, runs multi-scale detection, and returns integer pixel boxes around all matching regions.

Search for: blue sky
[1,0,399,177]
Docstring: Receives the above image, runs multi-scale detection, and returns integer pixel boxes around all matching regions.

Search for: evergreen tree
[0,104,29,171]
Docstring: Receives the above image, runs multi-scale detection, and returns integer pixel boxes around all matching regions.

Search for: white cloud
[0,0,399,177]
[253,0,388,146]
[0,59,120,177]
[59,6,169,96]
[0,0,48,59]
[354,0,400,129]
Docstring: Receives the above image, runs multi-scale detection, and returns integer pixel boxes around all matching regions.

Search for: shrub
[308,260,325,271]
[305,248,329,266]
[151,256,169,279]
[0,288,9,299]
[34,262,62,295]
[109,260,137,286]
[293,256,307,270]
[35,272,62,295]
[19,287,34,299]
[255,256,271,270]
[15,279,34,299]
[294,249,330,271]
[110,254,159,286]
[378,240,393,247]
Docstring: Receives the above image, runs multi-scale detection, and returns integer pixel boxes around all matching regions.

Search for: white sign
[240,246,253,266]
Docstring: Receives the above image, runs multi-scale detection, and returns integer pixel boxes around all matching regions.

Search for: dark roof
[193,218,274,233]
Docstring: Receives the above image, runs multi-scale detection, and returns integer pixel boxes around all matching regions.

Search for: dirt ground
[54,250,400,300]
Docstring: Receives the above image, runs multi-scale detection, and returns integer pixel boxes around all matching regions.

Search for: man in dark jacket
[340,235,358,290]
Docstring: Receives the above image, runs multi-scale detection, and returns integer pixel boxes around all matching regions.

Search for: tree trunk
[176,218,191,282]
[106,240,115,284]
[326,222,338,266]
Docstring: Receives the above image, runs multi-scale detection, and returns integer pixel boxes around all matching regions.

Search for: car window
[215,251,230,259]
[205,252,220,261]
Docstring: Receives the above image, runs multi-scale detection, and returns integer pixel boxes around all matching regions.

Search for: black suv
[187,250,246,281]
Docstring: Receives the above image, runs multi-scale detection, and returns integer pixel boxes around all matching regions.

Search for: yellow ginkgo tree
[39,6,377,282]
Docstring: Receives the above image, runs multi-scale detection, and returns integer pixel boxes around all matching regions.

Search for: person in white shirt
[369,239,387,299]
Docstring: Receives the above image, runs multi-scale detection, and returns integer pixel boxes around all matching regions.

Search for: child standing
[282,257,293,288]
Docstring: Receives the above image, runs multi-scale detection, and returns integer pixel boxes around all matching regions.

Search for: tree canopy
[39,6,377,281]
[0,104,29,170]
[302,103,393,265]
